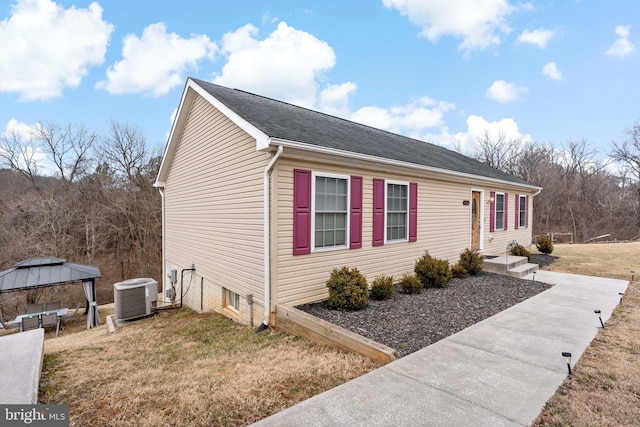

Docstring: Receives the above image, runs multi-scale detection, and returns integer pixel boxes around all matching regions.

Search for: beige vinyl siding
[483,192,535,254]
[274,158,489,307]
[164,94,267,311]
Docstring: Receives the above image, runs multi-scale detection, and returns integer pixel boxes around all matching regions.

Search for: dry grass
[39,308,379,426]
[533,243,640,426]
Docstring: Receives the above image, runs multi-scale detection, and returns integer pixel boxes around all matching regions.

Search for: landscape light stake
[619,292,624,304]
[532,271,536,282]
[594,309,605,328]
[631,270,635,282]
[562,352,572,375]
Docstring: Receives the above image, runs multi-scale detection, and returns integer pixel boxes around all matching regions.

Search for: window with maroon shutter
[494,192,505,231]
[372,178,385,246]
[515,194,520,230]
[504,192,508,231]
[489,191,496,232]
[293,169,311,255]
[409,182,417,242]
[350,176,363,249]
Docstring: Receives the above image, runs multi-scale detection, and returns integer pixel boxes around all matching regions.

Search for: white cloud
[214,22,336,108]
[382,0,514,52]
[486,80,528,103]
[319,82,358,117]
[605,25,635,58]
[517,28,554,48]
[0,0,113,101]
[542,62,562,80]
[350,97,455,140]
[97,23,217,97]
[441,115,532,154]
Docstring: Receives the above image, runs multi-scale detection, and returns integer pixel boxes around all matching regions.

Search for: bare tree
[33,122,97,188]
[99,120,148,184]
[610,121,640,234]
[0,128,40,187]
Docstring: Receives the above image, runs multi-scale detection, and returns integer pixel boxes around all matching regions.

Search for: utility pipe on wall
[257,145,283,332]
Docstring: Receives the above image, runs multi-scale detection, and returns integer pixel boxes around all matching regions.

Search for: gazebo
[0,257,102,328]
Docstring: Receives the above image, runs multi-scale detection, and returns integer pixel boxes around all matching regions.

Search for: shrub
[399,274,422,294]
[451,263,468,279]
[458,248,483,275]
[509,244,531,260]
[370,275,395,300]
[326,267,369,310]
[536,236,554,255]
[414,251,452,288]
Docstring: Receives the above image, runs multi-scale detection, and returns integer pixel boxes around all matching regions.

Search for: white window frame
[225,288,240,313]
[384,180,410,244]
[494,192,505,231]
[519,195,527,228]
[311,171,350,252]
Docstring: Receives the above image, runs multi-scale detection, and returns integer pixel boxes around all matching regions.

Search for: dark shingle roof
[192,78,533,187]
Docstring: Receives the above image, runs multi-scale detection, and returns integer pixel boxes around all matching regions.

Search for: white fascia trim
[188,79,270,150]
[271,137,542,192]
[155,79,271,186]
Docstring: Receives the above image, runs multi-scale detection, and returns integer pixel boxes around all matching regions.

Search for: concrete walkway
[254,271,628,427]
[0,328,45,404]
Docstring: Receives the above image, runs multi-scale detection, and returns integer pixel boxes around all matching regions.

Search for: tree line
[0,121,161,289]
[1,118,639,290]
[473,121,640,243]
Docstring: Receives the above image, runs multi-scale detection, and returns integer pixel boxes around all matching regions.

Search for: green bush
[399,274,422,294]
[509,244,531,260]
[370,275,395,300]
[536,236,554,255]
[451,263,468,279]
[458,248,483,275]
[326,266,369,310]
[414,251,452,288]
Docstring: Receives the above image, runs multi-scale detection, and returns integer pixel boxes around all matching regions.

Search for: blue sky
[1,0,638,163]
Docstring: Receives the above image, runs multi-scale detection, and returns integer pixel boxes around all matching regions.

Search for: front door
[471,191,481,251]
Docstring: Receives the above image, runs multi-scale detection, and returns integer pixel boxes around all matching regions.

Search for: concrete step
[507,263,539,279]
[482,255,529,274]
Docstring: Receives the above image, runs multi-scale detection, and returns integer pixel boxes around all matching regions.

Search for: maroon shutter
[489,191,496,232]
[525,195,529,228]
[350,176,363,249]
[293,169,311,255]
[372,178,385,246]
[409,182,418,242]
[516,194,520,229]
[504,192,508,231]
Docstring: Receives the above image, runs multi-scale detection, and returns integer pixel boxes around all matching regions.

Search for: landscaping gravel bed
[297,271,552,357]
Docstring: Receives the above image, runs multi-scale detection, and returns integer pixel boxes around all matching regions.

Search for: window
[313,174,348,249]
[494,193,505,230]
[518,195,527,228]
[386,182,408,242]
[293,170,362,255]
[225,289,240,312]
[373,179,417,246]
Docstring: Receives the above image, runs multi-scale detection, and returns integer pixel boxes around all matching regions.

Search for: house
[154,78,542,328]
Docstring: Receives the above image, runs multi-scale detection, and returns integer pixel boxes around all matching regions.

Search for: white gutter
[270,137,542,192]
[259,144,283,330]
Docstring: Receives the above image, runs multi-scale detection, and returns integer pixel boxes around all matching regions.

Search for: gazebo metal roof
[0,257,101,293]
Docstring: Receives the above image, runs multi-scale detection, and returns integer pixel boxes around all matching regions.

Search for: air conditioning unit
[114,278,158,325]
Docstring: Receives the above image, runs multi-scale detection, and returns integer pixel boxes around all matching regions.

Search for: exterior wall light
[562,352,572,375]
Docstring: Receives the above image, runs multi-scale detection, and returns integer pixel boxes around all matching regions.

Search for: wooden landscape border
[275,304,400,364]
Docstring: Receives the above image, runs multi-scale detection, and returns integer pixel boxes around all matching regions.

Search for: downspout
[256,144,283,333]
[158,187,167,303]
